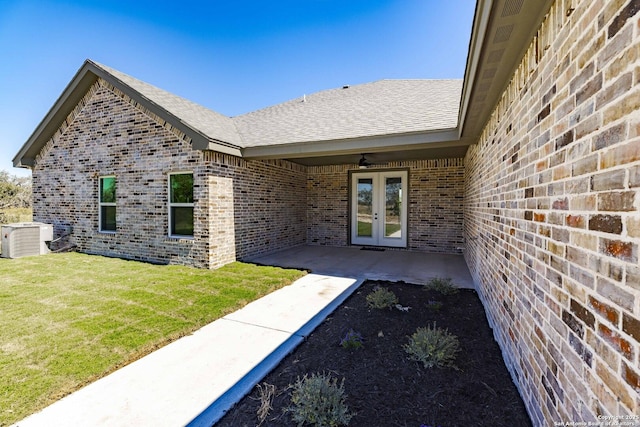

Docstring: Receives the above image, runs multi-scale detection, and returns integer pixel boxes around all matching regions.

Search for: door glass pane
[357,178,373,237]
[385,177,402,238]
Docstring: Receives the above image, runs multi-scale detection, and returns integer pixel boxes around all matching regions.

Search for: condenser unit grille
[8,227,40,258]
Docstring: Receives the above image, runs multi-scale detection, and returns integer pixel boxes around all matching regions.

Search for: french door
[351,170,408,247]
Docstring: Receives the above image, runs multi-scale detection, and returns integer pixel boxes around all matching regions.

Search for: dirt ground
[217,280,532,427]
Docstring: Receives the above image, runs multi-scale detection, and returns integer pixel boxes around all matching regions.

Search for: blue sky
[1,0,476,176]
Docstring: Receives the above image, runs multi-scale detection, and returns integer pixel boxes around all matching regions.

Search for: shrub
[340,329,364,350]
[366,287,399,309]
[425,300,443,312]
[426,277,459,295]
[403,323,460,369]
[0,207,32,224]
[287,372,353,426]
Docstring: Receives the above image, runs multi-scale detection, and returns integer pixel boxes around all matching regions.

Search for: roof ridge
[234,78,463,119]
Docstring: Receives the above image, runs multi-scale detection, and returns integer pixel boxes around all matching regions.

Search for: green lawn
[357,221,401,237]
[0,253,305,425]
[357,220,372,237]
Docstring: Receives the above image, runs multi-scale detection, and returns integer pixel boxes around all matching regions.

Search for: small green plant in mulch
[403,323,461,369]
[366,286,399,309]
[339,329,364,350]
[425,277,459,295]
[286,372,353,426]
[425,299,443,312]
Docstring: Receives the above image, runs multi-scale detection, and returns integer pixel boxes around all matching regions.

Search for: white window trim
[99,175,116,233]
[168,171,194,239]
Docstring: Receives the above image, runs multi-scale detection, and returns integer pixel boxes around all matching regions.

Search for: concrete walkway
[13,274,361,427]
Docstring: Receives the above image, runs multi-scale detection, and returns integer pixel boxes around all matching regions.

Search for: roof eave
[242,128,467,160]
[12,60,242,168]
[457,0,493,140]
[12,61,100,168]
[458,0,555,141]
[194,137,243,156]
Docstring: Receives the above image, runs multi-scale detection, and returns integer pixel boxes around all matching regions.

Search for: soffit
[459,0,554,141]
[243,0,557,165]
[285,145,471,167]
[242,128,469,166]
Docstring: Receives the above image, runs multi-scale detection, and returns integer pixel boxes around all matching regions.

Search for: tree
[0,171,32,209]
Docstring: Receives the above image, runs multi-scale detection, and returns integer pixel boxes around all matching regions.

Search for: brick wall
[32,78,307,268]
[307,159,464,253]
[307,164,350,246]
[409,158,464,253]
[464,0,640,424]
[202,151,307,263]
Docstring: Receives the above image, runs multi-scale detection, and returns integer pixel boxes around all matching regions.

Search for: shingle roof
[95,62,462,148]
[13,60,463,167]
[93,62,243,146]
[234,79,462,147]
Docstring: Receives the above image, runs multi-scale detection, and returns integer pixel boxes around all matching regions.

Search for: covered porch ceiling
[245,0,554,167]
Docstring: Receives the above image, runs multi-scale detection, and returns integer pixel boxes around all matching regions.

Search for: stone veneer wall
[307,159,464,253]
[464,0,640,424]
[32,78,307,268]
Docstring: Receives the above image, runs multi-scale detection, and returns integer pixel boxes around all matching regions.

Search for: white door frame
[350,170,408,248]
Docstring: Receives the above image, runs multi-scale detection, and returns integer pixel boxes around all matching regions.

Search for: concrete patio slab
[13,274,360,427]
[248,245,475,289]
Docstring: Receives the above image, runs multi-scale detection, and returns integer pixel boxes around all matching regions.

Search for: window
[169,172,194,237]
[99,176,116,232]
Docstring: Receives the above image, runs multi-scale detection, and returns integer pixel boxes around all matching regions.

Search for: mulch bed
[216,280,532,426]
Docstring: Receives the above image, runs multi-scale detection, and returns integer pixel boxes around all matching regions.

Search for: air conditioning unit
[1,222,53,259]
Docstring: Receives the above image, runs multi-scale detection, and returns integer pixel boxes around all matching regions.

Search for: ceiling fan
[358,154,371,168]
[358,154,388,169]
